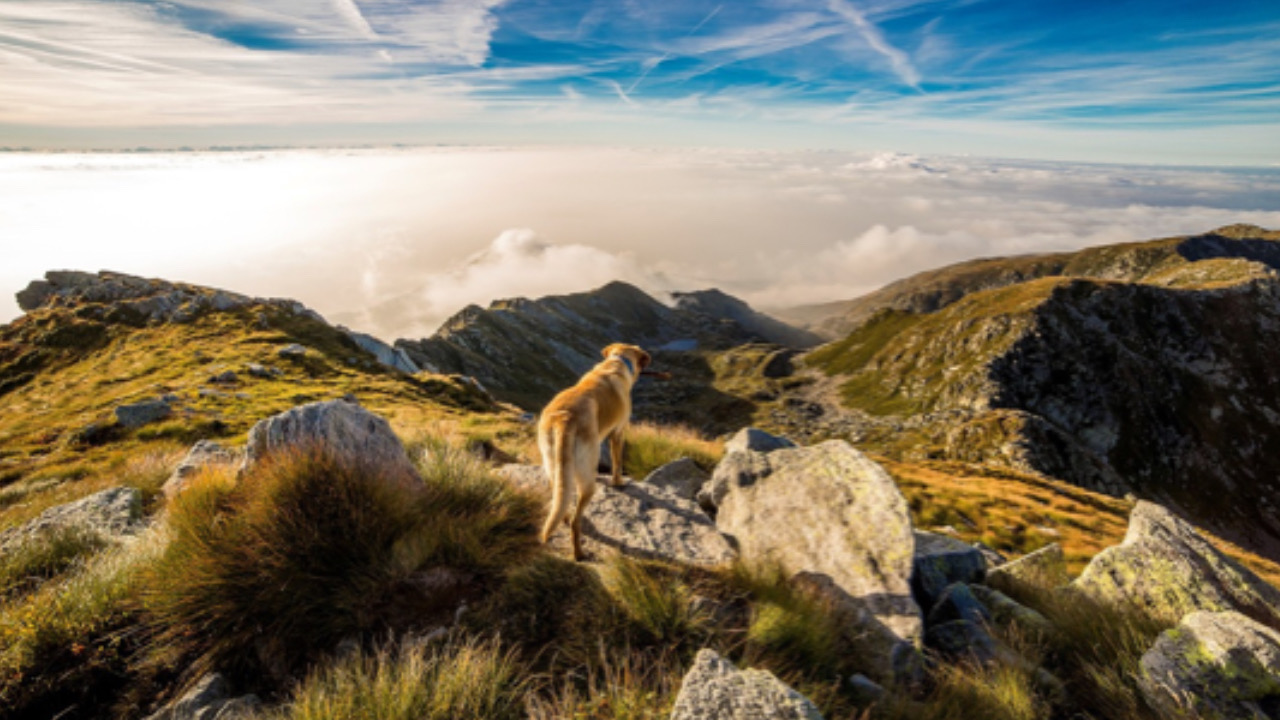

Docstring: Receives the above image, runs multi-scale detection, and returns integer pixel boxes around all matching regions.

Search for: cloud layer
[1,147,1278,339]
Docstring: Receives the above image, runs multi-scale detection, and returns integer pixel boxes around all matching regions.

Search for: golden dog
[538,343,651,560]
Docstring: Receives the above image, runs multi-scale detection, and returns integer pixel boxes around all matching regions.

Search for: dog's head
[601,343,650,376]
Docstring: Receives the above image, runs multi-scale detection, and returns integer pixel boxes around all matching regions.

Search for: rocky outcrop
[672,289,823,349]
[641,458,709,502]
[496,464,735,568]
[712,440,921,662]
[115,398,173,428]
[724,427,796,455]
[1072,502,1280,626]
[163,441,241,499]
[0,487,142,551]
[986,543,1068,593]
[912,531,986,610]
[241,399,422,487]
[341,326,420,374]
[669,649,823,720]
[1139,611,1280,720]
[143,673,260,720]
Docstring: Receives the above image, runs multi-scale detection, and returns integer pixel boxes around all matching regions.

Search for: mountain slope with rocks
[803,225,1280,560]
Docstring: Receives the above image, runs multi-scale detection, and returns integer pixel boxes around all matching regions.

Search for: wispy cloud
[827,0,921,88]
[330,0,379,40]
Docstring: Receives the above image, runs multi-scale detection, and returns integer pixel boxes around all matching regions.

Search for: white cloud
[827,0,921,88]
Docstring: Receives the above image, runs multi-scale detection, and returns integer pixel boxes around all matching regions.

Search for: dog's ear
[637,350,651,370]
[601,343,621,360]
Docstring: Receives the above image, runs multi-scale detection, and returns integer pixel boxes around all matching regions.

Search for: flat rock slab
[1140,611,1280,720]
[496,464,736,568]
[670,649,824,720]
[1072,502,1280,627]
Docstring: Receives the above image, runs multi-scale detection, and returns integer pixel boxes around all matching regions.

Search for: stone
[341,327,421,374]
[698,448,773,513]
[724,427,796,455]
[973,541,1008,570]
[1072,502,1280,627]
[927,583,992,628]
[245,363,280,379]
[969,585,1055,638]
[163,441,241,500]
[241,399,422,488]
[670,648,824,720]
[713,440,921,669]
[209,371,238,384]
[143,673,261,720]
[114,398,172,428]
[277,343,307,358]
[15,279,54,311]
[496,464,735,568]
[925,620,1001,665]
[642,458,710,501]
[847,674,886,707]
[912,530,987,610]
[987,543,1069,593]
[0,486,142,551]
[1139,611,1280,720]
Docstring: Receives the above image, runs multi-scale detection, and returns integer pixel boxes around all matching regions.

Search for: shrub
[621,422,722,478]
[142,442,541,687]
[263,637,527,720]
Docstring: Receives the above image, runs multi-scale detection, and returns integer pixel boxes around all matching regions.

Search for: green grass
[258,638,527,720]
[141,441,542,688]
[621,422,723,478]
[0,525,108,600]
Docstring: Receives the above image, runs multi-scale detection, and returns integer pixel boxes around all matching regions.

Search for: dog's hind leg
[569,436,598,561]
[539,425,571,546]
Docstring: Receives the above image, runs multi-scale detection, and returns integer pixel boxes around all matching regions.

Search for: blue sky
[1,0,1278,163]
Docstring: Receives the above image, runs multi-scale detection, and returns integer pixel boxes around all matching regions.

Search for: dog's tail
[540,416,572,545]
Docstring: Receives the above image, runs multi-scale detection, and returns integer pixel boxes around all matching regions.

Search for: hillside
[782,224,1280,339]
[804,225,1280,559]
[395,281,813,410]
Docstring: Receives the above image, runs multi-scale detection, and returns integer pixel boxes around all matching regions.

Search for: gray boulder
[1140,611,1280,720]
[341,327,421,374]
[670,648,823,720]
[1072,502,1280,626]
[241,399,422,488]
[0,487,142,551]
[495,464,735,568]
[987,543,1068,594]
[724,427,796,455]
[163,441,241,500]
[925,619,1001,665]
[114,399,172,428]
[642,458,710,501]
[698,449,772,513]
[144,673,260,720]
[927,583,992,628]
[913,531,986,609]
[713,440,921,668]
[969,585,1055,638]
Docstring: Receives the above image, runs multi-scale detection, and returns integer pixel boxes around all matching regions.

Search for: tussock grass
[142,442,541,687]
[602,556,712,645]
[621,422,723,478]
[529,645,683,720]
[879,664,1046,720]
[260,638,527,720]
[727,562,842,677]
[0,525,108,600]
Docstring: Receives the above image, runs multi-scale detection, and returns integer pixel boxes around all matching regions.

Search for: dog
[538,343,651,561]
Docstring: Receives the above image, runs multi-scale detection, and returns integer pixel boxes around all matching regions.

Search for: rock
[670,648,824,720]
[1139,611,1280,720]
[725,427,796,455]
[143,673,261,720]
[925,620,1001,665]
[15,279,54,311]
[847,674,886,707]
[163,441,241,500]
[987,543,1068,593]
[973,541,1008,570]
[496,464,735,568]
[67,420,120,448]
[969,585,1054,637]
[277,343,307,358]
[699,449,773,513]
[927,583,992,628]
[341,327,421,374]
[713,440,921,669]
[114,398,172,428]
[245,363,280,379]
[1072,502,1280,626]
[241,399,422,488]
[642,458,710,501]
[0,487,142,551]
[912,530,986,609]
[209,371,238,384]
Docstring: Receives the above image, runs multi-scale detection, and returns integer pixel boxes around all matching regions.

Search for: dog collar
[619,356,635,376]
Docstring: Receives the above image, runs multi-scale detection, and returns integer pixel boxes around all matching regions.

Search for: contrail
[828,0,921,89]
[331,0,378,40]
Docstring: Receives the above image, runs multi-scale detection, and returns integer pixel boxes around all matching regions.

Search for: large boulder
[713,440,921,666]
[144,673,260,720]
[495,464,736,568]
[697,429,795,512]
[987,543,1069,593]
[670,649,823,720]
[1139,611,1280,720]
[114,398,172,428]
[0,487,142,552]
[912,530,986,610]
[240,399,422,487]
[724,427,796,455]
[642,458,710,501]
[163,440,241,500]
[1072,502,1280,626]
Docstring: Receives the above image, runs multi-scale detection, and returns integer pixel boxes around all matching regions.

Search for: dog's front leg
[608,428,626,487]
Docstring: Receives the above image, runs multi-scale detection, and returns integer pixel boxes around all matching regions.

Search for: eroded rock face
[1072,502,1280,626]
[0,487,142,551]
[713,440,922,652]
[1140,611,1280,720]
[241,399,422,487]
[670,649,824,720]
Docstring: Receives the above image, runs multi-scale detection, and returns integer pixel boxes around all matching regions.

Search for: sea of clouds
[2,147,1278,340]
